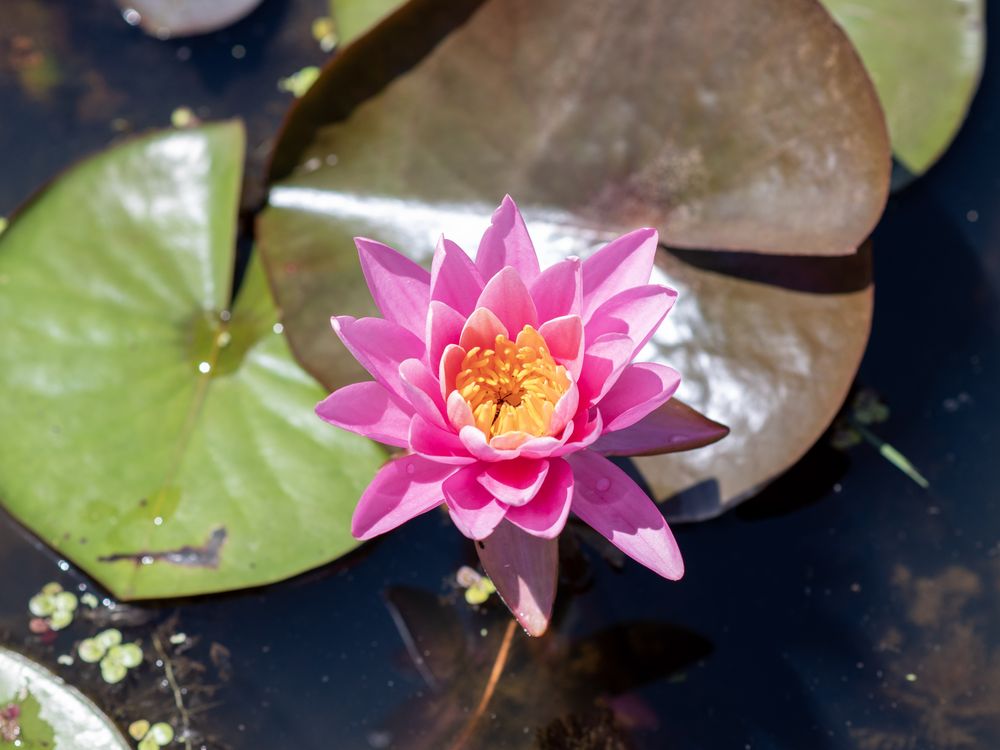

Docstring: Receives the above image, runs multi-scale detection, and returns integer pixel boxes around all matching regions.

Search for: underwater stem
[152,634,193,750]
[449,618,517,750]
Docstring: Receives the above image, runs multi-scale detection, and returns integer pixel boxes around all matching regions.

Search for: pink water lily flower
[318,196,717,635]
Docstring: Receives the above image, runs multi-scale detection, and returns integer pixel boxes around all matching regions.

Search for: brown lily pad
[257,0,888,519]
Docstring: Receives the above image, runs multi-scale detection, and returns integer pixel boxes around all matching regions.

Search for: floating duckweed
[278,66,321,98]
[130,719,174,749]
[456,566,497,606]
[78,629,143,683]
[28,582,78,630]
[168,632,187,645]
[80,592,99,609]
[128,720,150,741]
[170,106,199,129]
[56,654,74,666]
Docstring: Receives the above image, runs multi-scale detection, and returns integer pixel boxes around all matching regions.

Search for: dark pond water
[1,2,998,748]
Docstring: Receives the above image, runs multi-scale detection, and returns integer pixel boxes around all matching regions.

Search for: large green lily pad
[258,0,887,519]
[329,0,408,45]
[820,0,985,176]
[0,647,129,749]
[0,122,385,599]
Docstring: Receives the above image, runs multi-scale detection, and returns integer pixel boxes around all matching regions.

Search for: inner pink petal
[475,266,538,336]
[477,458,550,507]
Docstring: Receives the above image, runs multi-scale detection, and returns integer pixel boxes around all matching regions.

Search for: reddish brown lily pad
[257,0,888,519]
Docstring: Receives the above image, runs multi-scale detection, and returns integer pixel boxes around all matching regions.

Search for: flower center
[455,326,570,438]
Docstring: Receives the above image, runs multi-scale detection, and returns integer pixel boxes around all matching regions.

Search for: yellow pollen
[454,326,570,438]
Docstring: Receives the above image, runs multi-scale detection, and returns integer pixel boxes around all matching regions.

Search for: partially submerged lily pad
[820,0,985,177]
[0,122,386,599]
[0,647,130,749]
[258,0,888,519]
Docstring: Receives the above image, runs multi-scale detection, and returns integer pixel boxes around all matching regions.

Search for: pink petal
[477,520,558,637]
[332,316,425,400]
[460,425,519,461]
[459,307,508,351]
[442,466,508,539]
[446,390,475,431]
[505,458,574,539]
[315,381,411,448]
[576,332,634,405]
[475,267,538,337]
[549,381,580,437]
[552,411,604,456]
[475,195,541,282]
[597,363,681,433]
[567,451,684,580]
[430,236,483,315]
[581,228,658,320]
[355,237,430,338]
[530,256,582,324]
[409,415,475,465]
[439,344,466,397]
[586,285,677,357]
[538,314,584,378]
[426,300,466,369]
[592,399,730,456]
[351,454,455,540]
[477,459,550,507]
[399,358,448,429]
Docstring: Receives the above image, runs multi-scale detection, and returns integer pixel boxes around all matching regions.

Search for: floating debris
[278,66,321,98]
[28,582,78,631]
[311,17,338,52]
[0,703,20,742]
[170,106,200,128]
[832,389,930,489]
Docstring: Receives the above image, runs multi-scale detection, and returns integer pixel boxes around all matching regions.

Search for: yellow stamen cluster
[455,326,570,439]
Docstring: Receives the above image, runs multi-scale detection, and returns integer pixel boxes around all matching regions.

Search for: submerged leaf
[0,122,386,598]
[114,0,264,38]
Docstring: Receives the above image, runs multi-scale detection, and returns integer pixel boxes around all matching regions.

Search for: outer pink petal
[592,399,730,457]
[409,415,475,465]
[459,308,508,351]
[351,454,455,540]
[581,228,658,321]
[505,458,574,539]
[598,363,681,433]
[585,285,677,357]
[430,236,483,315]
[442,466,508,539]
[315,381,411,448]
[475,267,538,336]
[426,300,466,369]
[475,195,541,282]
[476,520,558,637]
[530,256,582,324]
[399,358,448,429]
[477,459,550,507]
[538,314,584,378]
[567,451,684,580]
[355,238,430,337]
[332,316,425,400]
[576,332,634,405]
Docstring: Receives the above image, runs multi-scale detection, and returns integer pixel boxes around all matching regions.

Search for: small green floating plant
[128,719,175,750]
[78,629,143,684]
[28,582,78,631]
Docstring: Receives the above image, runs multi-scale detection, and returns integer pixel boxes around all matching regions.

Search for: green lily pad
[820,0,985,176]
[329,0,408,45]
[0,122,386,599]
[259,0,887,519]
[0,647,130,749]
